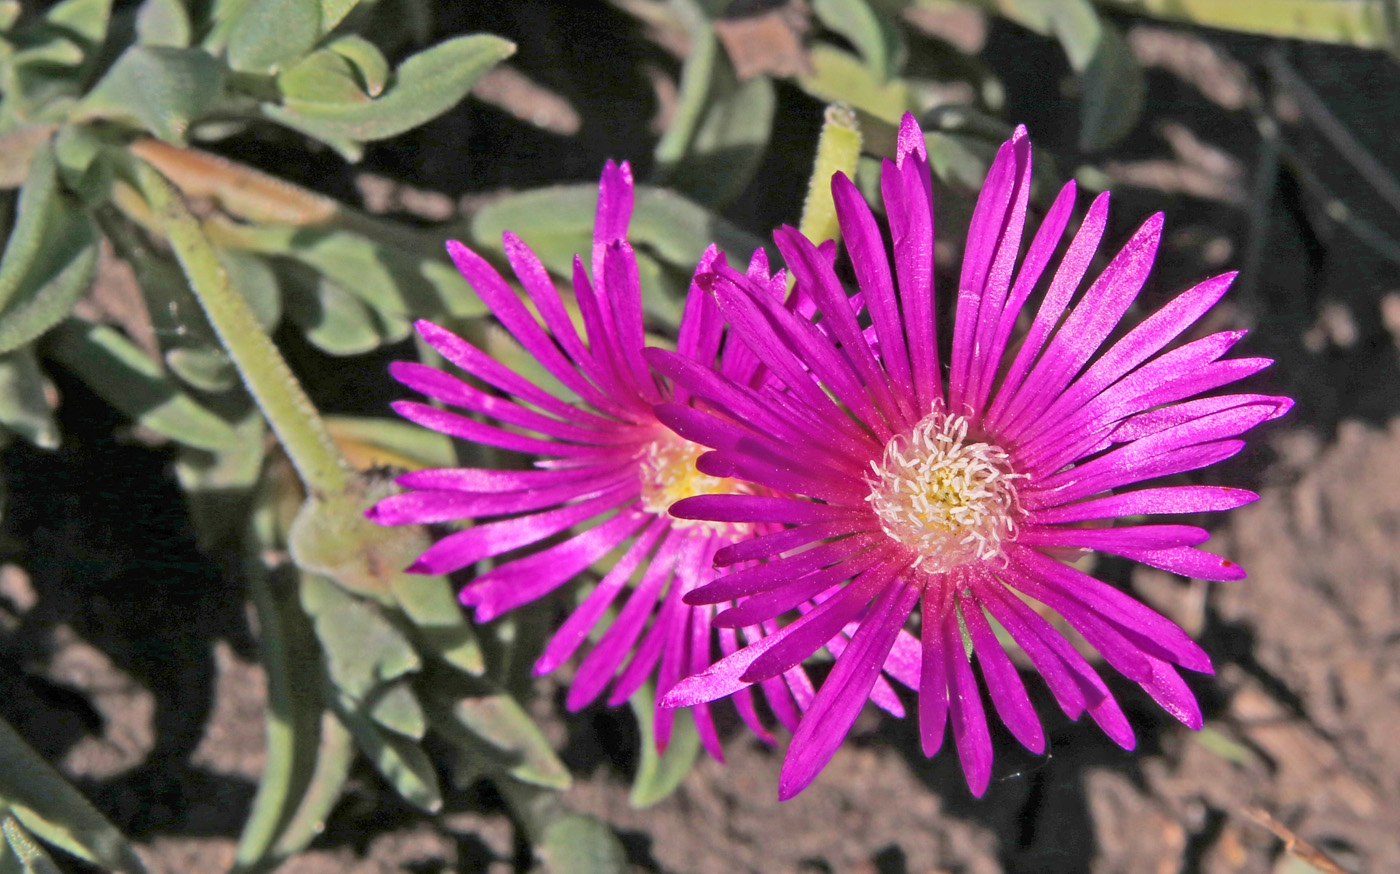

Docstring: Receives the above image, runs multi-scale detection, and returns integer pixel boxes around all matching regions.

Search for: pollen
[638,429,748,535]
[866,409,1023,573]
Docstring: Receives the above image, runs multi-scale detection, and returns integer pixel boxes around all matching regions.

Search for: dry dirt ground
[2,11,1399,874]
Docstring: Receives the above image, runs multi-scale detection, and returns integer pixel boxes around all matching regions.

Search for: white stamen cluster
[638,430,747,536]
[866,410,1023,572]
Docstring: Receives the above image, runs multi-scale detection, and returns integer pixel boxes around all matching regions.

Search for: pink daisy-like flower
[649,114,1291,798]
[366,162,816,755]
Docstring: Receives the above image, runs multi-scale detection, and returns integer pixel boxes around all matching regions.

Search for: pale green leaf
[335,698,441,812]
[628,686,700,808]
[538,815,628,874]
[0,143,96,354]
[233,561,325,871]
[283,272,382,355]
[75,46,227,141]
[278,49,370,106]
[227,0,321,74]
[367,680,426,739]
[798,42,912,123]
[136,0,192,46]
[43,0,112,44]
[299,573,419,700]
[426,676,570,790]
[326,34,388,97]
[45,319,241,450]
[812,0,903,79]
[264,34,514,145]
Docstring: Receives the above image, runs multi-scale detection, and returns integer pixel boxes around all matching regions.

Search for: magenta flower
[366,161,814,756]
[649,115,1290,798]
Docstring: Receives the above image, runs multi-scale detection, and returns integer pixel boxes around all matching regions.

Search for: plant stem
[135,160,350,496]
[799,103,864,248]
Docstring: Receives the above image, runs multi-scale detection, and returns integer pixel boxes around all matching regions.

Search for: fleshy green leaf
[165,346,237,392]
[299,573,419,700]
[0,717,147,874]
[218,248,282,331]
[226,0,322,74]
[326,35,388,97]
[263,34,514,146]
[0,349,57,449]
[45,319,241,450]
[628,686,701,808]
[175,409,265,545]
[75,46,227,141]
[797,42,912,123]
[367,680,426,739]
[136,0,192,46]
[812,0,903,80]
[1077,21,1144,151]
[538,815,628,874]
[232,560,324,871]
[266,711,353,860]
[42,0,113,44]
[278,48,369,106]
[426,676,570,790]
[319,0,359,34]
[334,696,442,812]
[0,141,99,356]
[470,182,765,283]
[221,222,485,322]
[283,271,382,355]
[654,25,774,207]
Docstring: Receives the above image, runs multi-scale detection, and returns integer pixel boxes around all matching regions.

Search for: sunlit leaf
[299,572,419,698]
[283,271,382,356]
[278,48,370,106]
[227,0,321,74]
[797,42,912,123]
[216,221,485,322]
[538,815,628,874]
[812,0,904,80]
[334,696,442,812]
[75,46,227,141]
[628,686,701,808]
[136,0,192,47]
[367,680,426,739]
[42,0,113,45]
[234,560,326,872]
[264,34,514,146]
[0,141,98,356]
[426,675,570,790]
[326,35,388,97]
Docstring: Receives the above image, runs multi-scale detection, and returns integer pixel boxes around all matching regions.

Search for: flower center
[638,430,747,535]
[866,409,1023,572]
